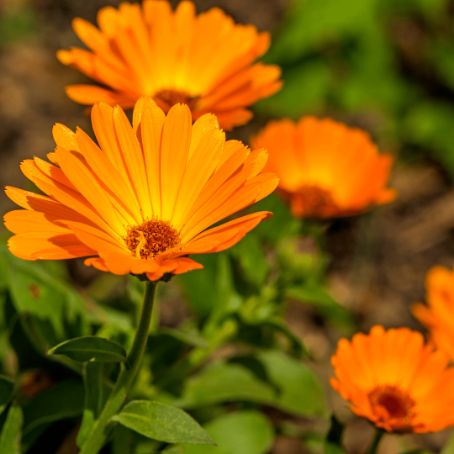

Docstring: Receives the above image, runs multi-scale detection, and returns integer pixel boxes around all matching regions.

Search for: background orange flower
[331,326,454,433]
[413,266,454,359]
[251,117,395,218]
[4,98,278,281]
[57,0,282,130]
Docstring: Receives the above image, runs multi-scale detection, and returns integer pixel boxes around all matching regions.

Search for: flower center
[368,385,415,431]
[153,89,198,112]
[289,185,338,217]
[125,220,180,259]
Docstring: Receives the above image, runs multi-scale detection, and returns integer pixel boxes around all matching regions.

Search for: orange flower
[331,326,454,433]
[57,0,281,130]
[4,98,278,281]
[413,266,454,359]
[251,118,395,218]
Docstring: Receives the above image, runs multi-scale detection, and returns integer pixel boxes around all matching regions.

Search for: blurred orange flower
[331,326,454,433]
[57,0,281,130]
[413,266,454,359]
[251,118,395,218]
[4,98,278,281]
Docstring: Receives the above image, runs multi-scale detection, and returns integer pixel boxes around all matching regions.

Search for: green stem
[79,281,157,454]
[367,429,384,454]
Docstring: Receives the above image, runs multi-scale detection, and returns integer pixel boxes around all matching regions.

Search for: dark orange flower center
[125,220,180,259]
[368,385,415,432]
[154,89,198,112]
[289,185,339,218]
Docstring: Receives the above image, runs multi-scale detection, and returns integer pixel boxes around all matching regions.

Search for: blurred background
[1,0,454,452]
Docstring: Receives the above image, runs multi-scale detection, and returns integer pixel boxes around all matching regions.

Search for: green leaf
[251,194,299,243]
[258,350,327,418]
[48,336,127,363]
[0,246,88,349]
[256,61,333,119]
[267,0,378,65]
[113,400,214,445]
[229,235,268,287]
[0,376,15,415]
[0,405,22,454]
[159,327,208,348]
[286,286,354,330]
[184,411,274,454]
[77,362,109,448]
[403,101,454,176]
[178,362,275,408]
[23,380,84,441]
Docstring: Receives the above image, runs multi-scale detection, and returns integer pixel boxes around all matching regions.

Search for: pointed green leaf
[113,400,214,445]
[0,405,23,454]
[48,336,126,363]
[183,411,274,454]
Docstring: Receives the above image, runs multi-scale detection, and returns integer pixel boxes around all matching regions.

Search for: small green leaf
[178,362,275,408]
[48,336,127,363]
[286,286,354,330]
[258,350,327,418]
[0,405,22,454]
[0,376,15,415]
[113,400,214,445]
[184,411,274,454]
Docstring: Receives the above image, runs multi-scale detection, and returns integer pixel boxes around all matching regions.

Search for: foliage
[258,0,454,175]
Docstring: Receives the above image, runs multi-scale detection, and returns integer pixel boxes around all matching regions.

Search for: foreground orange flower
[413,266,454,359]
[4,98,278,281]
[57,0,281,130]
[331,326,454,433]
[251,118,395,218]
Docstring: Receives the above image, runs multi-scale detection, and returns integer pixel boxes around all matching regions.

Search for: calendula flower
[413,266,454,359]
[57,0,282,130]
[331,326,454,433]
[251,118,395,218]
[4,98,278,281]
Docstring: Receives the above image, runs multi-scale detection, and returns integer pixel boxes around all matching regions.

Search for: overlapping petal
[4,98,278,281]
[251,117,395,218]
[57,0,282,130]
[413,266,454,359]
[331,326,454,433]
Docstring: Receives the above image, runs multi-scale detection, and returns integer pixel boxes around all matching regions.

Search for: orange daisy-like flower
[331,326,454,433]
[413,266,454,359]
[251,118,395,218]
[4,98,278,281]
[57,0,282,130]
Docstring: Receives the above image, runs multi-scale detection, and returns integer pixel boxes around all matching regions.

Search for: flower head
[331,326,454,433]
[413,266,454,359]
[57,0,282,130]
[4,98,278,281]
[251,118,395,218]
